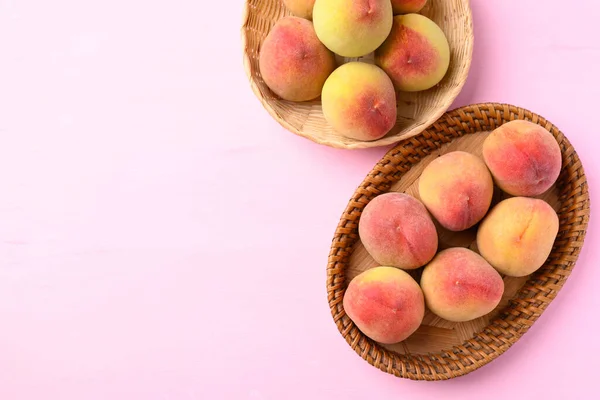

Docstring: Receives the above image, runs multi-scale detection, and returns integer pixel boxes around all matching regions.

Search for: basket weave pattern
[326,103,591,380]
[241,0,474,149]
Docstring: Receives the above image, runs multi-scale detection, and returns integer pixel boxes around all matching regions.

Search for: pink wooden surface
[0,0,598,399]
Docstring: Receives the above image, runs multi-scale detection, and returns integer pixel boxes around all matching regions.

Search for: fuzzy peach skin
[283,0,316,20]
[358,192,438,269]
[322,62,397,141]
[391,0,428,15]
[313,0,393,57]
[477,197,560,277]
[375,14,450,92]
[343,267,425,344]
[258,16,336,102]
[482,120,562,197]
[418,151,494,232]
[421,248,504,322]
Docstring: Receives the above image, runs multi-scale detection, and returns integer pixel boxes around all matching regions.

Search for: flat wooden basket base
[327,103,590,380]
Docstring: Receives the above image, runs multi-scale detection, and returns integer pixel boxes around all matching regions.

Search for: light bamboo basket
[241,0,474,149]
[327,103,590,380]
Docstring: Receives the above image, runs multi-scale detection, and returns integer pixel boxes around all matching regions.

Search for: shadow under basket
[241,0,474,149]
[327,103,591,380]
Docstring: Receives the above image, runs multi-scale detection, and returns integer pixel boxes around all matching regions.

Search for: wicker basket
[327,103,591,380]
[241,0,474,149]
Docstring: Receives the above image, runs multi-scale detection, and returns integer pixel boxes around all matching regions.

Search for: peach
[375,14,450,92]
[418,151,494,232]
[391,0,428,15]
[358,192,438,269]
[477,197,559,277]
[482,120,562,197]
[343,267,425,344]
[259,16,336,102]
[283,0,316,20]
[420,248,504,322]
[322,62,397,141]
[313,0,393,57]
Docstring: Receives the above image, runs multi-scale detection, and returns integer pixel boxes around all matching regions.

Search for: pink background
[0,0,599,399]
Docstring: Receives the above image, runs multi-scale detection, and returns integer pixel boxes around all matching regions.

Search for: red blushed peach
[313,0,393,57]
[391,0,428,15]
[418,151,494,232]
[420,248,504,322]
[343,267,425,344]
[259,16,336,102]
[358,192,438,270]
[483,120,562,197]
[322,62,397,141]
[477,197,560,277]
[375,14,450,92]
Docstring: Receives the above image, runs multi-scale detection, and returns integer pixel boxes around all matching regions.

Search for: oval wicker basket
[327,103,591,380]
[241,0,474,149]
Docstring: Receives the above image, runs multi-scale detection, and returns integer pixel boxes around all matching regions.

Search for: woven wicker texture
[241,0,474,149]
[327,103,590,380]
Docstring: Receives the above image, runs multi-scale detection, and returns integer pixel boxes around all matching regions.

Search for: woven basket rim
[241,0,474,150]
[326,102,591,380]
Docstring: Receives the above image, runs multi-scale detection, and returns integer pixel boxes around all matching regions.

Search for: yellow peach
[477,197,559,277]
[313,0,393,57]
[322,62,397,141]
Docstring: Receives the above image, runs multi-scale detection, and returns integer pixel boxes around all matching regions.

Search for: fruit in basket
[313,0,393,58]
[322,62,397,141]
[343,267,425,344]
[283,0,316,20]
[375,14,450,92]
[420,248,504,322]
[391,0,428,15]
[358,192,438,270]
[477,197,560,277]
[259,16,336,102]
[482,120,562,197]
[418,151,494,232]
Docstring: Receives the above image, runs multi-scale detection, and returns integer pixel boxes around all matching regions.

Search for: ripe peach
[322,62,397,141]
[358,192,438,270]
[343,267,425,344]
[477,197,560,277]
[420,248,504,322]
[483,120,562,197]
[283,0,316,20]
[259,16,336,102]
[375,14,450,92]
[418,151,494,232]
[391,0,428,15]
[313,0,393,57]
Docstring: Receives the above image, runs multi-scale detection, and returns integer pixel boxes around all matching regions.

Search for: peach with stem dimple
[477,197,560,277]
[343,267,425,344]
[313,0,393,58]
[322,62,398,141]
[418,151,494,232]
[259,16,336,102]
[421,248,504,322]
[358,192,438,270]
[483,120,562,197]
[376,13,450,92]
